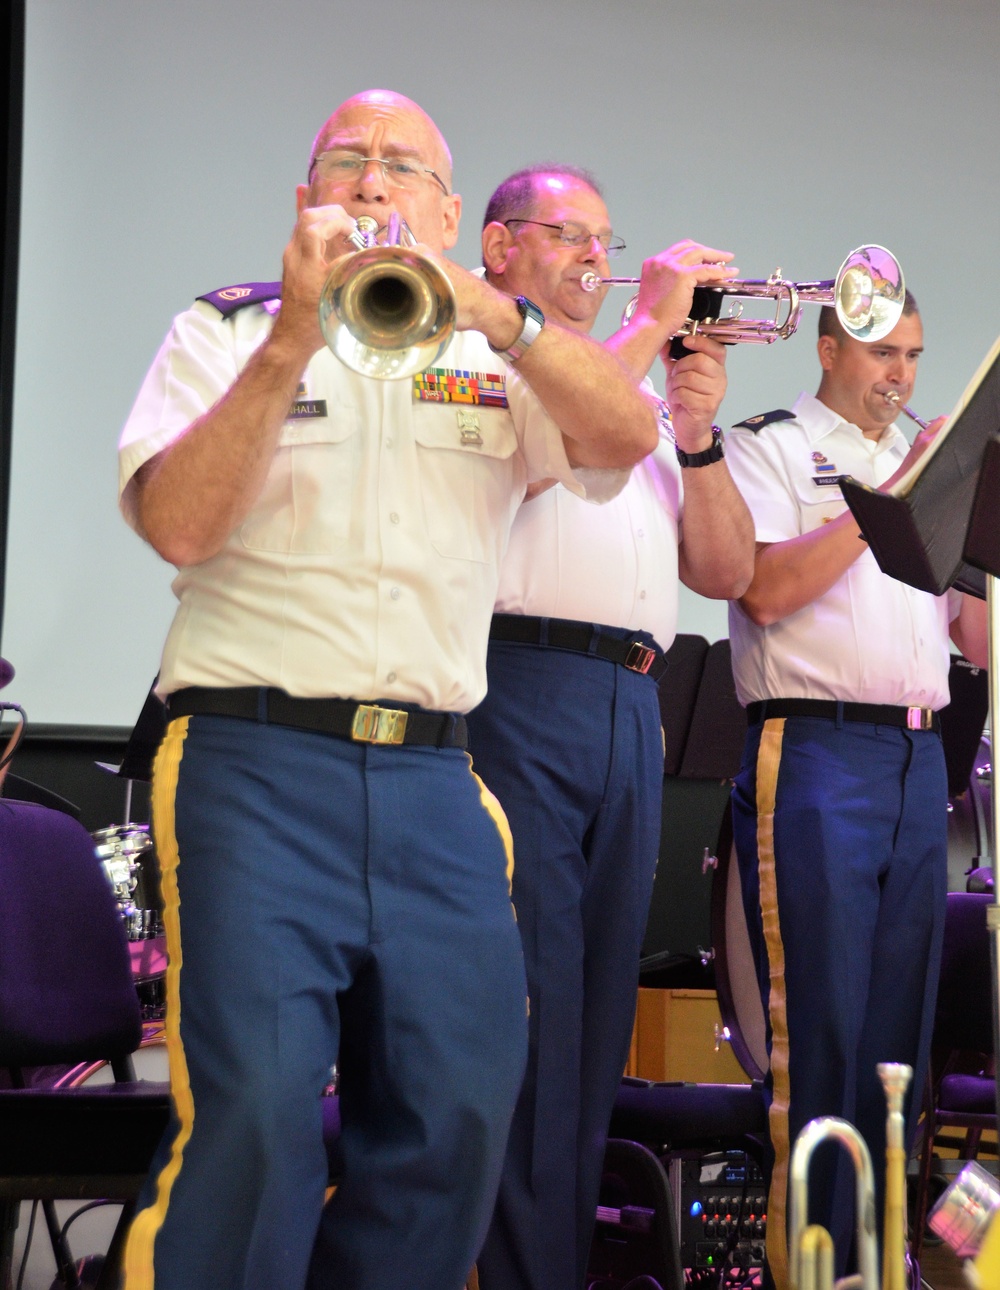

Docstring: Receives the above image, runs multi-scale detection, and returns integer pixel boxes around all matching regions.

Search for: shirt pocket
[239,405,361,554]
[792,475,848,535]
[412,404,519,563]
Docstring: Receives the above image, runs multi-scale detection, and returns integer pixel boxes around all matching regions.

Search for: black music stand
[840,334,1000,1145]
[96,679,167,821]
[839,336,1000,598]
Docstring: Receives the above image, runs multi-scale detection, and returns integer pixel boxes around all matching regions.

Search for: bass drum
[710,802,768,1082]
[947,734,993,892]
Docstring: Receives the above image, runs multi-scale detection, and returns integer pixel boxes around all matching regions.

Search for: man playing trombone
[115,92,660,1290]
[469,164,755,1290]
[725,296,987,1287]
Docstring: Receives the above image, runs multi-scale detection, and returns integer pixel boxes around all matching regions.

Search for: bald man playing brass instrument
[469,163,754,1290]
[116,93,660,1290]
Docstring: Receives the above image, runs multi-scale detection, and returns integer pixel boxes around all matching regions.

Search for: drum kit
[91,821,167,1018]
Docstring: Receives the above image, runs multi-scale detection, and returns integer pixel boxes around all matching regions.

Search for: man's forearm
[513,325,659,468]
[951,593,989,668]
[678,464,755,599]
[603,316,671,384]
[134,330,312,567]
[737,510,871,626]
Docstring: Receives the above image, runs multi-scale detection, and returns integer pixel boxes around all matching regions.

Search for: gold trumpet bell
[318,236,457,380]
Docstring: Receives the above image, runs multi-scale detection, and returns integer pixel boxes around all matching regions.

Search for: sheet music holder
[96,677,166,785]
[840,334,1000,594]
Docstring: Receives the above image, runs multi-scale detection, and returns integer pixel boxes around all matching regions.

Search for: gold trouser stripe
[123,717,193,1290]
[756,718,793,1290]
[467,753,515,893]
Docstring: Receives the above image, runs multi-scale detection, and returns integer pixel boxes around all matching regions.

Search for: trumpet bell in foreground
[319,245,457,380]
[834,245,905,342]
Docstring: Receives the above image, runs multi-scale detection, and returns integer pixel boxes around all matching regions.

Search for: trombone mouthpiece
[579,272,601,293]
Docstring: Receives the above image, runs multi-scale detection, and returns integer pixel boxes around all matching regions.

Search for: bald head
[309,89,453,191]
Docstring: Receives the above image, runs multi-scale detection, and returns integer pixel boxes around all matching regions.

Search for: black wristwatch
[489,296,545,363]
[676,425,725,468]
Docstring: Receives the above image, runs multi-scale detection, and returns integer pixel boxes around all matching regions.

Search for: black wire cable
[14,1200,38,1290]
[0,701,26,771]
[59,1199,118,1245]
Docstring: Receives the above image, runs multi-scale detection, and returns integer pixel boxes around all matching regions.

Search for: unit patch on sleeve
[413,368,508,408]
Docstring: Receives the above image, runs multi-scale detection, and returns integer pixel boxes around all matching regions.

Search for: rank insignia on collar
[457,411,483,447]
[413,367,508,408]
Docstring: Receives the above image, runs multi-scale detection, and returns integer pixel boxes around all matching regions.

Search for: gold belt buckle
[906,706,933,731]
[351,704,408,745]
[625,643,656,675]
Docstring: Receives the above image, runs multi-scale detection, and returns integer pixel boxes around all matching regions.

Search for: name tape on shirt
[289,399,328,419]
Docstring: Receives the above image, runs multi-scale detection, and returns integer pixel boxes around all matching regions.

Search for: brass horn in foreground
[788,1061,912,1290]
[581,244,906,346]
[318,213,456,379]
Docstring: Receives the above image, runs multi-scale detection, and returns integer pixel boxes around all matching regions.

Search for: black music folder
[840,335,1000,594]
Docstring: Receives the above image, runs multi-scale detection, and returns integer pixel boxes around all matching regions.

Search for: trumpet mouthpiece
[877,1061,913,1104]
[579,272,601,292]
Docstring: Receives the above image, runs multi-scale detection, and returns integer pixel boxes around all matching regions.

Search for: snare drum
[93,823,167,1016]
[93,823,163,941]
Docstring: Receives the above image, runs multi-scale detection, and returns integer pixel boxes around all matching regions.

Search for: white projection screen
[5,0,999,728]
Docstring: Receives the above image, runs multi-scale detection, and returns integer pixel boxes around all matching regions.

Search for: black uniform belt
[746,698,940,734]
[488,614,668,682]
[166,687,468,749]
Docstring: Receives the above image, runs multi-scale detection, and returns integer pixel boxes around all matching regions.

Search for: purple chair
[911,891,996,1265]
[0,799,171,1290]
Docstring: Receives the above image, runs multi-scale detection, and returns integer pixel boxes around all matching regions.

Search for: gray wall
[6,0,999,726]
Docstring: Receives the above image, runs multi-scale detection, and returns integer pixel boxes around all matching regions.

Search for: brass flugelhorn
[788,1062,912,1290]
[581,245,906,346]
[318,213,456,380]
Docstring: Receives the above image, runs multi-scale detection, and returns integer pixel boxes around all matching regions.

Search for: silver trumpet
[789,1062,912,1290]
[883,391,931,430]
[318,213,456,380]
[581,245,906,346]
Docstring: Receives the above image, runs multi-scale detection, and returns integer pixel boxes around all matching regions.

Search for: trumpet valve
[347,215,380,251]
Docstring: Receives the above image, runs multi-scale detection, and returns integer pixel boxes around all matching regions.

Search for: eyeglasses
[311,150,451,197]
[503,219,626,258]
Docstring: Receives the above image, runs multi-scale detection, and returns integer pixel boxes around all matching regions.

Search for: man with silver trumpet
[469,163,755,1290]
[725,292,988,1288]
[115,90,660,1290]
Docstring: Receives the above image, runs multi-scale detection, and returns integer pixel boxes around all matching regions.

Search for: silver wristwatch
[489,296,545,363]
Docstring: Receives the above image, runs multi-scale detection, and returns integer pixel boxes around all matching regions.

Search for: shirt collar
[792,390,909,454]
